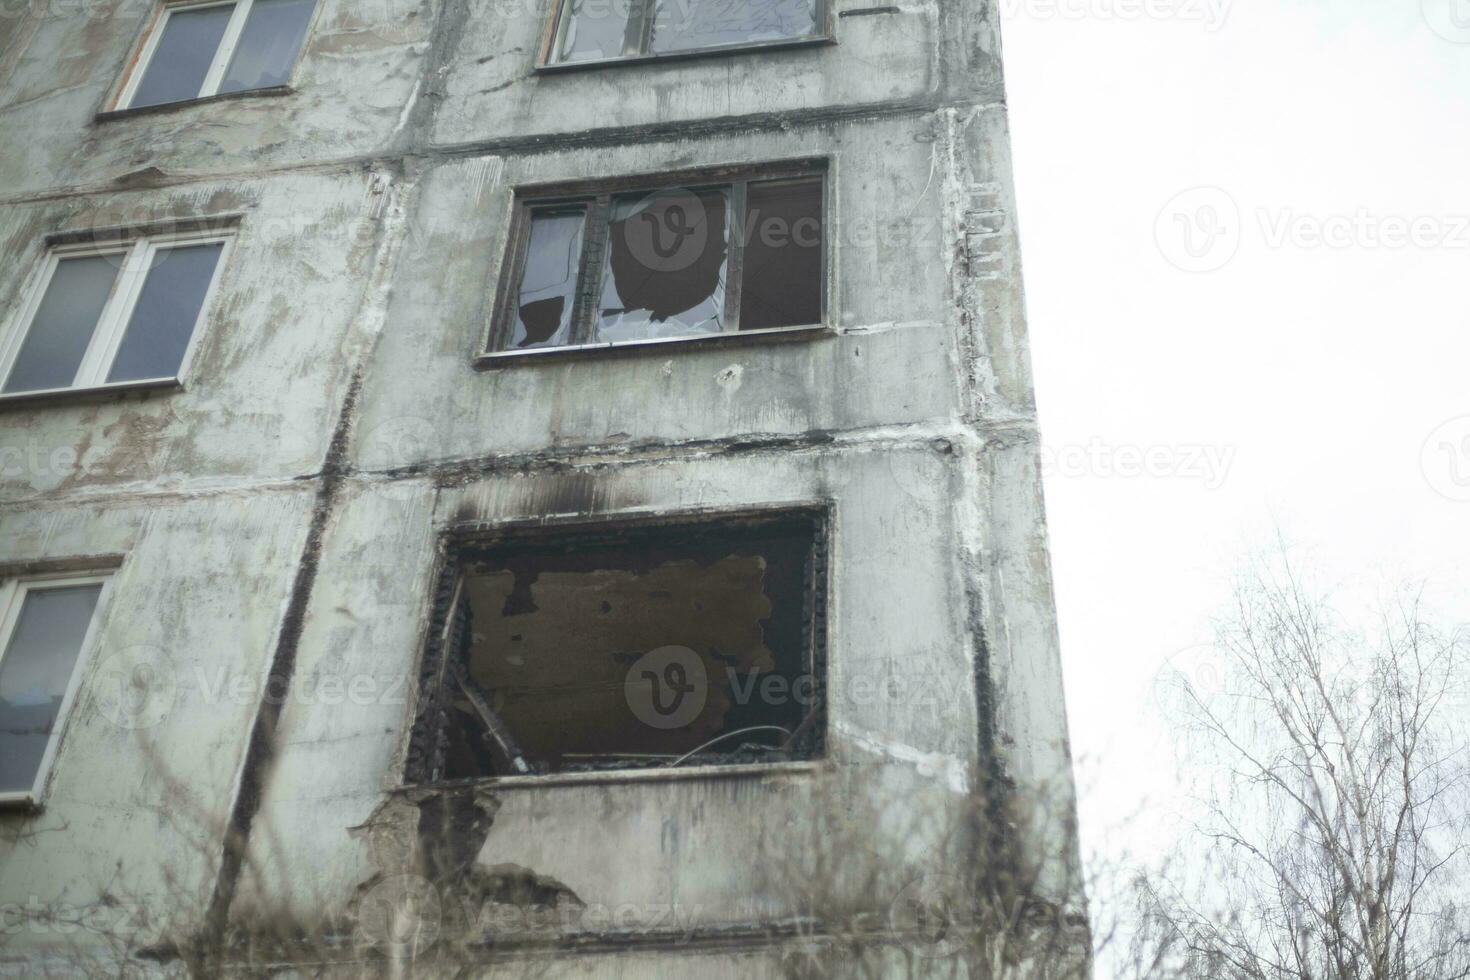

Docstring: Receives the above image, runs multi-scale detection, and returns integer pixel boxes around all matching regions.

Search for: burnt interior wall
[414,510,822,779]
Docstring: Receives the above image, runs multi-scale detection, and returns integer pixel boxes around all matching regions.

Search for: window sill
[0,378,183,410]
[476,323,834,368]
[402,759,826,794]
[96,85,293,123]
[0,793,43,813]
[534,34,834,74]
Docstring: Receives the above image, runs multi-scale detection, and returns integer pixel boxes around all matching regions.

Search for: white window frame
[0,231,233,400]
[116,0,290,110]
[0,572,114,809]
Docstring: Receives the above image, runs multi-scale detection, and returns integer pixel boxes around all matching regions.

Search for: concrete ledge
[95,86,294,124]
[533,35,834,74]
[0,378,184,411]
[401,759,826,793]
[475,324,835,369]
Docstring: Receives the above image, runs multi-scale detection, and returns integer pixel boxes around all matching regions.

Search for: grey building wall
[0,0,1085,974]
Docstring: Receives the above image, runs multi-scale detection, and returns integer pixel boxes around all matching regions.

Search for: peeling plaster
[0,0,1086,971]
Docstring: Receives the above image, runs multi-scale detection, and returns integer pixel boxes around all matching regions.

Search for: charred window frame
[402,507,829,785]
[482,160,829,361]
[539,0,832,70]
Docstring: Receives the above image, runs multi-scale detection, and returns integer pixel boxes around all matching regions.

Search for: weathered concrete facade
[0,0,1085,974]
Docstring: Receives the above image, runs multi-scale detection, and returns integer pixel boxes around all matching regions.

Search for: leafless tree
[1134,546,1470,980]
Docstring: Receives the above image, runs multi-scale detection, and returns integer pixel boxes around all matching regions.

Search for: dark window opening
[488,163,826,356]
[405,510,827,782]
[741,178,824,332]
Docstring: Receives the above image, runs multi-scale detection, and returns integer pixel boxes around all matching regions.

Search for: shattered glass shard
[650,0,817,54]
[556,0,635,62]
[513,209,586,349]
[597,187,729,342]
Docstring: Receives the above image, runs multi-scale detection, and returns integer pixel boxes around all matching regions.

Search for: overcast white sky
[998,0,1470,882]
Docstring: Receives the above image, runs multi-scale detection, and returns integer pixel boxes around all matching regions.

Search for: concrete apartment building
[0,0,1086,974]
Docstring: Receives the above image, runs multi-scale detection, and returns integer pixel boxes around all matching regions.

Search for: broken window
[404,510,827,781]
[118,0,315,110]
[2,232,230,397]
[509,208,586,350]
[0,574,112,804]
[487,163,826,356]
[546,0,824,65]
[597,186,730,342]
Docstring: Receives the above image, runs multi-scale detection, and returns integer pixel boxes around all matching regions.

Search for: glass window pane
[649,0,816,54]
[129,4,235,108]
[740,178,824,330]
[218,0,315,94]
[106,242,224,384]
[555,0,634,62]
[4,255,120,394]
[511,210,585,350]
[0,584,103,794]
[596,187,730,344]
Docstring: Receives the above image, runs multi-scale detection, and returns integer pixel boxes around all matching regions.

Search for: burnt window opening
[545,0,827,67]
[487,163,826,356]
[404,510,827,782]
